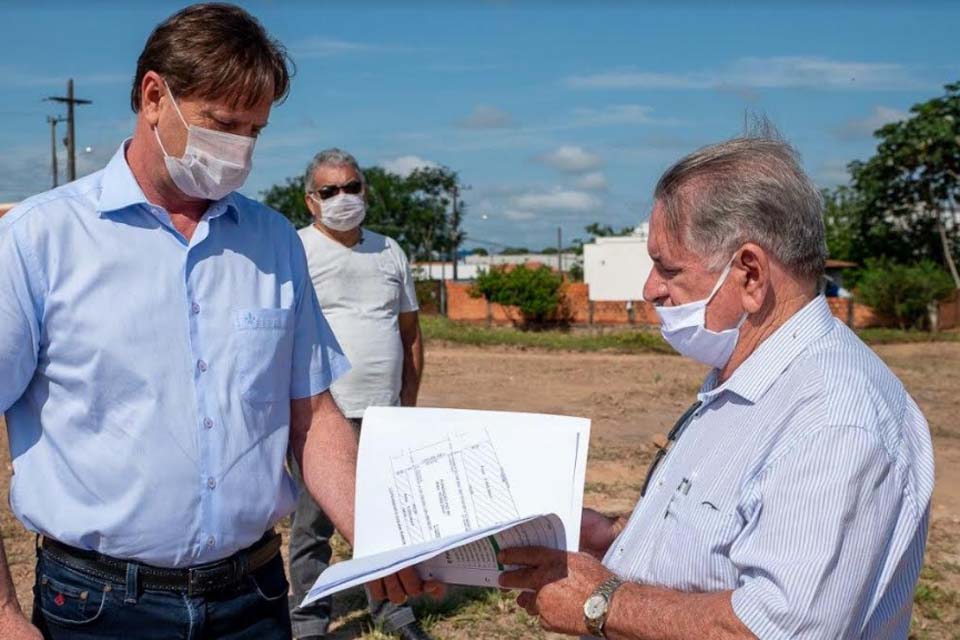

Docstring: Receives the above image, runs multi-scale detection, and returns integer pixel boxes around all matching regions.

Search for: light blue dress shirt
[603,296,934,639]
[0,142,350,568]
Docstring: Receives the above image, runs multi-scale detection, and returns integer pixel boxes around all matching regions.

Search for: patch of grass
[422,314,960,352]
[858,328,960,345]
[584,480,645,495]
[421,315,673,354]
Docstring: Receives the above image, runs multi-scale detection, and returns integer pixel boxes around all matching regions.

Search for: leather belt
[40,530,282,597]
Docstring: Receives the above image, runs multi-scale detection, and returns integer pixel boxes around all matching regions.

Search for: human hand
[580,508,623,559]
[366,566,445,605]
[0,606,42,640]
[499,546,614,636]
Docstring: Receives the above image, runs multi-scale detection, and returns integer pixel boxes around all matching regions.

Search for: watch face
[584,594,607,619]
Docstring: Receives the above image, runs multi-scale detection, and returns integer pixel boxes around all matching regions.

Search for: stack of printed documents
[303,407,591,606]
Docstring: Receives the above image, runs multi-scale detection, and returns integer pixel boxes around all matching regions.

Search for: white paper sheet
[301,407,590,607]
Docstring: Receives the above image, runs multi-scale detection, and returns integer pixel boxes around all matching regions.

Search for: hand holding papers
[303,407,591,606]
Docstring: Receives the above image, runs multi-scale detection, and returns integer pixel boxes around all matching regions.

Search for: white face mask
[153,82,256,201]
[653,255,747,369]
[312,192,366,232]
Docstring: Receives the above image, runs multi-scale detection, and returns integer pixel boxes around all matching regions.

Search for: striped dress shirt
[603,295,934,639]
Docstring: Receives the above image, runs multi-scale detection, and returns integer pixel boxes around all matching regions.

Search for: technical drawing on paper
[387,429,519,545]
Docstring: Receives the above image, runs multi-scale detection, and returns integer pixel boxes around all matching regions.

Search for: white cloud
[565,56,925,91]
[836,105,909,140]
[292,38,373,58]
[502,208,537,221]
[457,105,513,129]
[381,155,438,177]
[536,146,603,173]
[569,104,662,126]
[574,172,608,191]
[0,67,128,88]
[511,189,601,213]
[816,160,852,187]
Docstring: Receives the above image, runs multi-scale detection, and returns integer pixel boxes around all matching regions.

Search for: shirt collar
[96,139,240,224]
[699,295,838,405]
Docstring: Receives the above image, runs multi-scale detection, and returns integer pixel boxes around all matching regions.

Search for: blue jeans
[32,548,292,639]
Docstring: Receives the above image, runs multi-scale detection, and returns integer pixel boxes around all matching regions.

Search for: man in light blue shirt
[500,133,934,639]
[0,5,429,640]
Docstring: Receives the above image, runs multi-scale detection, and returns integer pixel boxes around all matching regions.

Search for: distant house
[581,223,651,302]
[414,252,582,281]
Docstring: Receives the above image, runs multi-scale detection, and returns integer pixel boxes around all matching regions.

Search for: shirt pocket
[652,487,743,591]
[233,308,294,403]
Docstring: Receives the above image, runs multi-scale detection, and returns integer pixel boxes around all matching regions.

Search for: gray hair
[654,129,826,279]
[303,148,364,193]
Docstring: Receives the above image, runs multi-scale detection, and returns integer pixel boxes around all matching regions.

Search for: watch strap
[584,576,625,638]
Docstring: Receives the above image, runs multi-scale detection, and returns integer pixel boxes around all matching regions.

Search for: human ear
[737,243,768,314]
[141,72,165,127]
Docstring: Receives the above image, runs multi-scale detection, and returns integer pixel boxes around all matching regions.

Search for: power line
[45,79,92,182]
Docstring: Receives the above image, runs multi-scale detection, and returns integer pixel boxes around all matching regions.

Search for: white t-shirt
[298,225,419,418]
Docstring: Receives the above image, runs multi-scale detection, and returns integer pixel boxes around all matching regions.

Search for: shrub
[470,265,568,326]
[857,259,955,330]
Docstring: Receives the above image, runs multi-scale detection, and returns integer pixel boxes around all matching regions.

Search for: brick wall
[444,281,658,326]
[938,291,960,331]
[442,280,917,330]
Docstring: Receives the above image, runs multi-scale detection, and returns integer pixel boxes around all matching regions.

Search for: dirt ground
[2,341,958,638]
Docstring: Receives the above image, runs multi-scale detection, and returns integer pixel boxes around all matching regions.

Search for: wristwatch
[583,576,625,638]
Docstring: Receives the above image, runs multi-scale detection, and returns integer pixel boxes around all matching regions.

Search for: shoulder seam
[748,424,891,488]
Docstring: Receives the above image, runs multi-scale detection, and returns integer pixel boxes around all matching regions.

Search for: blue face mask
[653,255,747,369]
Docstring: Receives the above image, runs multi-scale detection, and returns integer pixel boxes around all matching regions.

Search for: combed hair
[655,124,827,279]
[131,3,293,112]
[304,148,364,193]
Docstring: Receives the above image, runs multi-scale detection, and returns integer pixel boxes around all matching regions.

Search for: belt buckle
[188,562,233,597]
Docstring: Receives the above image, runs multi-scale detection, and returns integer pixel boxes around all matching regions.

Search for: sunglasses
[312,180,363,201]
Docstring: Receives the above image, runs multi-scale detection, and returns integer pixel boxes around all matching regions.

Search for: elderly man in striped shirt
[500,133,935,639]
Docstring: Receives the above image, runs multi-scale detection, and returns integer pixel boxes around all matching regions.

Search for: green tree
[469,247,489,256]
[500,247,531,255]
[470,265,566,326]
[261,176,312,229]
[849,81,960,288]
[261,165,467,262]
[857,259,955,329]
[584,222,635,238]
[822,186,863,263]
[569,221,637,255]
[567,263,584,282]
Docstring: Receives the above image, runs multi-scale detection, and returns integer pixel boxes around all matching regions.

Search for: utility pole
[46,79,92,182]
[557,226,563,278]
[46,116,66,188]
[451,183,459,281]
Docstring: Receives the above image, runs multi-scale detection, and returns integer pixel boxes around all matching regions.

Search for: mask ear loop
[152,78,190,159]
[705,253,739,304]
[706,252,750,329]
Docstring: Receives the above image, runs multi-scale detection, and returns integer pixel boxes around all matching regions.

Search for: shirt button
[191,302,200,315]
[203,417,213,429]
[197,359,207,372]
[206,536,216,548]
[207,477,216,489]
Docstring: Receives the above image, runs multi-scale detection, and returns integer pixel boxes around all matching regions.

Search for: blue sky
[2,1,958,251]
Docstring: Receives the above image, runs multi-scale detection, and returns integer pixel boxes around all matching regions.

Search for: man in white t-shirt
[289,148,428,640]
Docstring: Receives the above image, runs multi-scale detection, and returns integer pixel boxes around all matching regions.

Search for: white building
[411,262,484,281]
[582,223,652,301]
[414,252,582,281]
